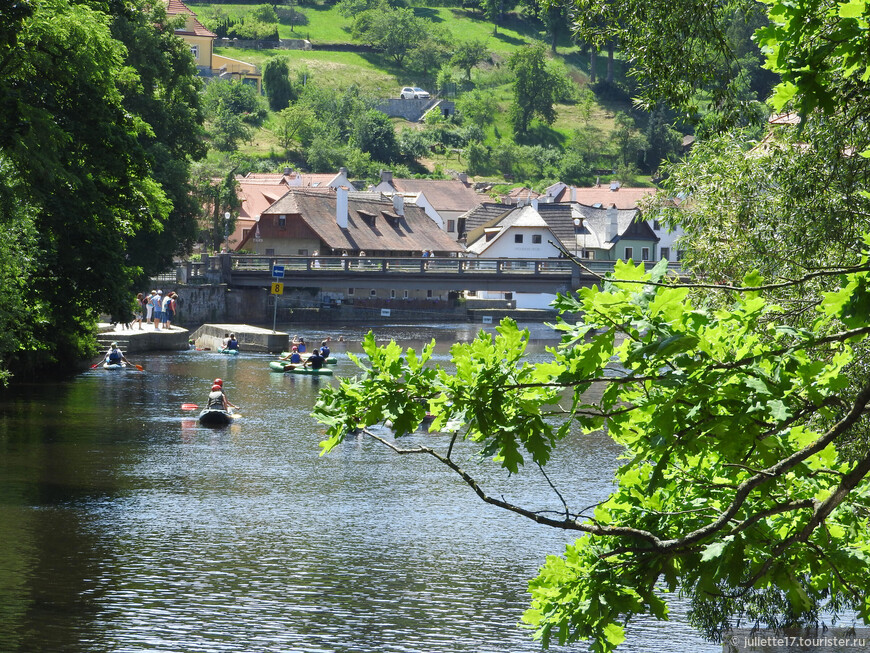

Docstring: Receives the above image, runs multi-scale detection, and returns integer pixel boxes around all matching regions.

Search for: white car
[400,86,430,99]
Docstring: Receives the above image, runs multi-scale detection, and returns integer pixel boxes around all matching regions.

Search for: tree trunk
[606,40,615,83]
[590,47,597,83]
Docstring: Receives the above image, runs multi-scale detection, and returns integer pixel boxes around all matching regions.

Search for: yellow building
[165,0,262,93]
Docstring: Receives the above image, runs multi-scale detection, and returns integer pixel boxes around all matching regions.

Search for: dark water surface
[0,324,717,652]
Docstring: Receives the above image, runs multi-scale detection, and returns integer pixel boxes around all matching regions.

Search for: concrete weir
[190,324,290,353]
[96,323,190,354]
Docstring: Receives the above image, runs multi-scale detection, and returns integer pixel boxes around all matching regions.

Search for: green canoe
[269,361,334,375]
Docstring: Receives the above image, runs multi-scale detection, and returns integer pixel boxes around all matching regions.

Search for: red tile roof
[164,0,216,38]
[238,190,464,255]
[554,185,657,210]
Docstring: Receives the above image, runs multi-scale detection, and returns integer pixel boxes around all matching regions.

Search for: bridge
[188,254,681,294]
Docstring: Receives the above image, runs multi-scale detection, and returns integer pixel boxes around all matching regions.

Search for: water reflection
[0,325,717,652]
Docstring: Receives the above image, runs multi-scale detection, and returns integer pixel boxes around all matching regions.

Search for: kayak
[269,361,334,375]
[280,352,337,364]
[198,408,234,426]
[103,361,127,370]
[219,348,240,355]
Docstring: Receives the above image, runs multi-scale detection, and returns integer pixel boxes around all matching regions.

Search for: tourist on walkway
[134,293,145,330]
[161,291,175,330]
[144,290,155,325]
[152,290,163,329]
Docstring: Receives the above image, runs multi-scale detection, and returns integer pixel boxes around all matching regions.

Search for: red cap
[213,378,223,386]
[211,384,222,391]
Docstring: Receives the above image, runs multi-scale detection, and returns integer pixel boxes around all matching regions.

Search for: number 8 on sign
[271,282,284,295]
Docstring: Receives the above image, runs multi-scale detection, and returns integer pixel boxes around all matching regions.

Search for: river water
[0,323,717,652]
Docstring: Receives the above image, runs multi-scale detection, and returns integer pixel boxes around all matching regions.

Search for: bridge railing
[189,254,682,283]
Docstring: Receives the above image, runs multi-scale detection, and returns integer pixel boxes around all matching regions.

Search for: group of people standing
[133,290,179,330]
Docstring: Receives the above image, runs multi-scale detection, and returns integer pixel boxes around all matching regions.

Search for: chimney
[570,186,576,202]
[595,176,600,188]
[531,198,539,210]
[458,172,468,184]
[392,194,405,216]
[283,167,292,175]
[336,186,348,229]
[610,180,620,191]
[339,166,348,177]
[606,203,618,242]
[380,169,393,185]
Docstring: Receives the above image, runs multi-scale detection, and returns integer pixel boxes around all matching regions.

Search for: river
[0,323,718,652]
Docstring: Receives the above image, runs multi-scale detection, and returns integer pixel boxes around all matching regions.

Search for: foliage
[315,257,870,651]
[507,42,570,134]
[608,111,648,168]
[0,0,204,379]
[451,40,491,81]
[263,56,296,111]
[273,103,315,149]
[455,87,500,128]
[350,4,431,66]
[351,109,399,162]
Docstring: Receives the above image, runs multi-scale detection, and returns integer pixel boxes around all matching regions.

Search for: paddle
[127,362,145,371]
[181,403,199,410]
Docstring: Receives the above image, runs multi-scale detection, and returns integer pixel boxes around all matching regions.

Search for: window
[426,289,433,298]
[514,234,524,243]
[642,247,650,261]
[370,289,377,296]
[447,220,455,232]
[265,248,275,256]
[298,249,308,256]
[653,220,661,230]
[661,247,670,261]
[278,215,286,228]
[403,290,409,299]
[532,234,542,244]
[348,288,355,296]
[677,250,685,261]
[624,247,633,260]
[390,289,396,299]
[242,229,250,241]
[190,45,199,60]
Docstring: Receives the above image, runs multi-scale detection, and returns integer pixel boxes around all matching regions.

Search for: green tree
[507,42,569,135]
[455,88,500,128]
[451,40,490,81]
[609,111,647,168]
[351,5,428,66]
[0,0,204,379]
[351,109,399,163]
[273,103,315,150]
[263,56,295,111]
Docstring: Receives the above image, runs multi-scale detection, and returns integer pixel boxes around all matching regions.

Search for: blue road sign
[272,264,285,278]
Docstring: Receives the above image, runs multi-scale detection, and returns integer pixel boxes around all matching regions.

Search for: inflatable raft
[279,352,337,364]
[269,361,334,375]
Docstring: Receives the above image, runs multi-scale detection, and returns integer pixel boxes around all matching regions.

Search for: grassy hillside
[191,1,639,183]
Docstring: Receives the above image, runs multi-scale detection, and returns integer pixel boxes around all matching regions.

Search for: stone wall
[216,37,311,50]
